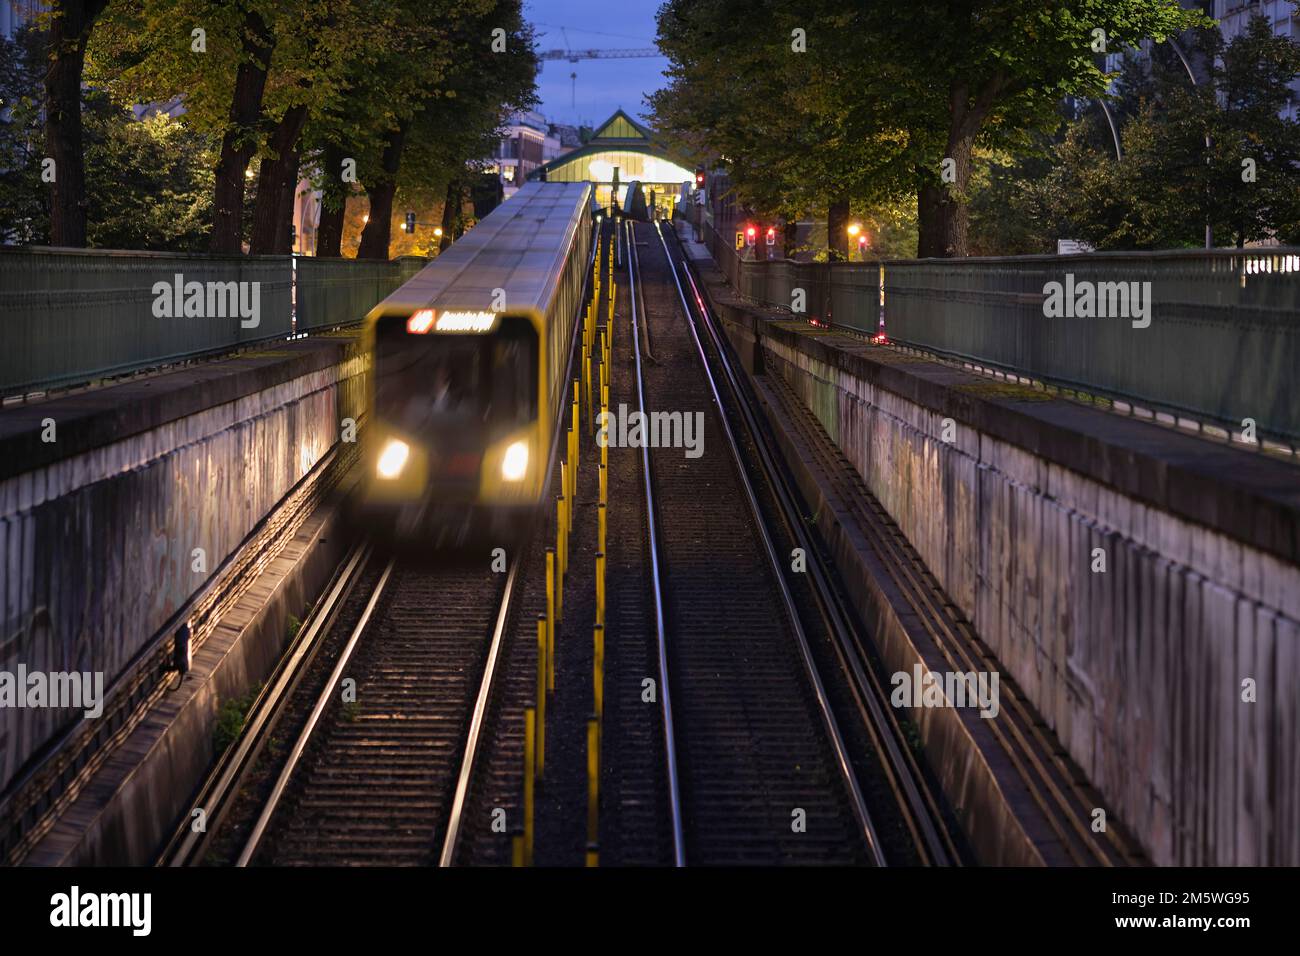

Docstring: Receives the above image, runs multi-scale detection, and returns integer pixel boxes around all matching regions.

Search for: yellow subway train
[356,181,594,542]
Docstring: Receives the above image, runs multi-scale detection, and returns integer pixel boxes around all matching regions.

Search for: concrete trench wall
[0,346,365,793]
[753,331,1300,866]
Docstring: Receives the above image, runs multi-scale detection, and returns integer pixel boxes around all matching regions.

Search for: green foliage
[74,0,538,255]
[980,12,1300,251]
[0,25,50,243]
[650,0,1205,256]
[84,98,216,251]
[1,24,217,250]
[212,683,262,754]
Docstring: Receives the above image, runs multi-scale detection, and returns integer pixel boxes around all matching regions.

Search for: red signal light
[695,169,706,187]
[746,226,756,238]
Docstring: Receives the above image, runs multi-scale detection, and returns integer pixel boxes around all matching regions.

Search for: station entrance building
[530,109,695,219]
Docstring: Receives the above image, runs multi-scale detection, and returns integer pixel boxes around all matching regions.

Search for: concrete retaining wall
[748,325,1300,866]
[0,341,365,794]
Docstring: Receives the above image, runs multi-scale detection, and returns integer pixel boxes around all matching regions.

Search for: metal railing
[296,255,428,332]
[701,220,1300,444]
[0,247,429,397]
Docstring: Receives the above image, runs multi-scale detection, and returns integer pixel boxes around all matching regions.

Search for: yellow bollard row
[519,229,613,869]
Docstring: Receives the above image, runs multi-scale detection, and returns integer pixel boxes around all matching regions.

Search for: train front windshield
[374,315,538,441]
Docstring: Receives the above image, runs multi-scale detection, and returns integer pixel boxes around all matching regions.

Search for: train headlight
[502,441,528,482]
[376,439,410,480]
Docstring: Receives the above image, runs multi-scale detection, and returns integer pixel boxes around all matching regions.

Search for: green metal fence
[882,251,1300,442]
[0,247,429,397]
[701,221,1300,443]
[296,255,428,332]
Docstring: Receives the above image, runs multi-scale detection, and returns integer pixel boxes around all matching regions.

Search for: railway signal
[404,211,416,233]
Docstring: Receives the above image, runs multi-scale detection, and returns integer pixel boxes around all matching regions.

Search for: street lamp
[846,222,862,260]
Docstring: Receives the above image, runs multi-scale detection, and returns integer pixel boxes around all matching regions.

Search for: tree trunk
[917,129,975,258]
[356,123,407,260]
[315,141,348,258]
[249,104,308,254]
[271,144,301,254]
[44,0,108,247]
[783,218,798,258]
[209,9,274,254]
[439,179,461,252]
[917,75,998,259]
[827,199,850,261]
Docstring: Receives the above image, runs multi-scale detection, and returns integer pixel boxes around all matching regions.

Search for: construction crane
[537,26,660,63]
[538,47,660,62]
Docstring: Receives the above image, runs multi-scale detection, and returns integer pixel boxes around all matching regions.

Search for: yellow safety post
[598,500,607,554]
[600,405,609,474]
[586,716,599,867]
[598,464,607,509]
[563,441,572,526]
[557,494,567,589]
[524,707,536,866]
[594,622,605,731]
[572,384,580,457]
[595,551,605,629]
[599,337,607,401]
[535,616,547,781]
[569,433,577,509]
[512,831,524,867]
[545,550,556,692]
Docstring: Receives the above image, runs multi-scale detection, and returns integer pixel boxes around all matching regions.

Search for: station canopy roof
[530,109,694,187]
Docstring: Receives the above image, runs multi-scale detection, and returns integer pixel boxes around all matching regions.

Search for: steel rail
[159,541,373,866]
[664,224,958,866]
[675,222,1135,866]
[234,557,396,867]
[624,219,687,867]
[652,222,887,866]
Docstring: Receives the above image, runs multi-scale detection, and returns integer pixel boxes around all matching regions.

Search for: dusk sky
[525,0,670,128]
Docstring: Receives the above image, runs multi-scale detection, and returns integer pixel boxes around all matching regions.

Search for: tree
[43,0,110,246]
[352,0,535,258]
[651,0,1204,257]
[83,98,215,251]
[1022,11,1300,251]
[0,25,49,244]
[90,0,383,253]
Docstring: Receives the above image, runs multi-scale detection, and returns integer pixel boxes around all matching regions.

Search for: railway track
[159,545,524,866]
[658,220,1142,867]
[622,218,948,865]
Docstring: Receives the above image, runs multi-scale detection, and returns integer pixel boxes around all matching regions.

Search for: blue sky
[525,0,669,128]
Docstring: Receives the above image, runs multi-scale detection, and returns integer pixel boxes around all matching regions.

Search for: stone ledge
[0,335,363,482]
[708,297,1300,568]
